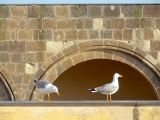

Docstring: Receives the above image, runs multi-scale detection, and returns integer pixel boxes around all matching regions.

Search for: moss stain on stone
[133,107,139,120]
[0,6,5,40]
[134,5,141,17]
[38,6,44,40]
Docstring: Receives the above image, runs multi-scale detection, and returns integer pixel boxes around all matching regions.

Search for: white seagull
[33,80,60,102]
[88,73,122,102]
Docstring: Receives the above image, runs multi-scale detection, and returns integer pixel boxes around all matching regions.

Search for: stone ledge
[0,100,160,106]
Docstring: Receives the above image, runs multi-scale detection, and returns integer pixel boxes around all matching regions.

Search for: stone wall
[0,5,160,100]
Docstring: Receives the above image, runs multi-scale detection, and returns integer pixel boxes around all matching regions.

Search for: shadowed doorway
[45,59,157,101]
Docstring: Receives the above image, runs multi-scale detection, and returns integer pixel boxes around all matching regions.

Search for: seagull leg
[48,94,51,102]
[41,94,44,102]
[110,94,112,102]
[107,94,109,102]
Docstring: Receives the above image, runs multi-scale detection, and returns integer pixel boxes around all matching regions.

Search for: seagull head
[114,73,122,78]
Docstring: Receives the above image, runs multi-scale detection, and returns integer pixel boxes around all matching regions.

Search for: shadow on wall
[0,77,11,101]
[45,59,157,101]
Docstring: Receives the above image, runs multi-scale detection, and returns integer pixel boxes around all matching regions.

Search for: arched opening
[0,77,12,101]
[44,59,157,101]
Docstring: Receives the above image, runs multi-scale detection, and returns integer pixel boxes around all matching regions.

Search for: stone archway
[0,68,15,101]
[30,40,160,100]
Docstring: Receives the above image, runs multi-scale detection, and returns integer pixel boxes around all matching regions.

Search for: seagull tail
[33,80,38,86]
[87,88,98,93]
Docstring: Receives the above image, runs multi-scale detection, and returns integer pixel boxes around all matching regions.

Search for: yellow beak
[119,75,122,77]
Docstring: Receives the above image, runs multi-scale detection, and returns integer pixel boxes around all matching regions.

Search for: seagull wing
[97,83,118,94]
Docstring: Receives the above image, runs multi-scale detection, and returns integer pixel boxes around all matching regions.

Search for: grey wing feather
[36,81,50,89]
[96,83,117,93]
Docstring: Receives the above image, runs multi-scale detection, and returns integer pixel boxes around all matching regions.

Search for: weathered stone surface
[151,41,160,51]
[88,5,102,17]
[84,18,93,29]
[0,6,9,18]
[41,5,54,18]
[11,53,23,62]
[123,29,133,40]
[100,30,112,39]
[9,6,27,18]
[26,41,46,51]
[143,29,153,40]
[155,19,160,29]
[112,18,124,29]
[54,30,64,41]
[28,19,40,29]
[57,19,75,29]
[17,30,28,40]
[76,19,84,29]
[121,5,142,17]
[46,41,63,52]
[0,52,9,62]
[77,30,88,40]
[125,18,140,28]
[65,30,77,40]
[0,41,8,51]
[113,30,122,40]
[39,30,52,40]
[71,5,87,17]
[25,63,38,74]
[143,5,160,17]
[89,30,99,39]
[93,18,103,29]
[103,5,120,17]
[5,18,18,29]
[8,41,25,53]
[55,6,70,18]
[141,18,153,28]
[35,52,45,62]
[103,19,111,29]
[43,19,55,29]
[28,5,38,18]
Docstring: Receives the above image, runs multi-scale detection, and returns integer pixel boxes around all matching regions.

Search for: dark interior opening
[45,59,157,101]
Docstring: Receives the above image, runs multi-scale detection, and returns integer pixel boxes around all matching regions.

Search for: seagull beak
[119,75,122,77]
[57,92,60,96]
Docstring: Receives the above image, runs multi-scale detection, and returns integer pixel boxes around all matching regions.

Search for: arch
[30,40,160,100]
[0,67,15,101]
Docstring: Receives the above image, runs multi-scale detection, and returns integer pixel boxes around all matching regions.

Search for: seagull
[88,73,122,102]
[33,80,60,102]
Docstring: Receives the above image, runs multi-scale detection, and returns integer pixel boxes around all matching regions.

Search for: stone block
[132,40,150,51]
[71,5,87,17]
[28,18,40,29]
[77,30,88,40]
[17,30,28,40]
[39,29,52,40]
[112,18,124,29]
[62,58,74,70]
[143,5,160,17]
[11,53,23,62]
[143,29,153,40]
[8,41,25,53]
[154,29,160,40]
[0,52,9,62]
[133,29,142,40]
[35,52,45,62]
[76,19,84,29]
[100,30,112,39]
[26,41,46,51]
[19,19,27,29]
[89,30,99,39]
[103,5,120,17]
[0,41,8,51]
[43,19,55,29]
[46,41,63,52]
[28,5,38,18]
[57,19,75,29]
[72,54,85,65]
[103,19,111,29]
[41,5,54,18]
[84,18,93,29]
[25,63,38,74]
[5,18,18,29]
[88,5,102,17]
[123,29,133,40]
[23,53,35,63]
[54,6,70,18]
[65,30,77,40]
[7,63,16,73]
[141,18,153,28]
[33,30,38,40]
[9,6,27,18]
[54,30,64,41]
[16,63,25,73]
[0,19,5,29]
[155,19,160,29]
[121,5,142,17]
[93,18,103,29]
[0,6,9,18]
[53,64,64,76]
[125,18,140,28]
[113,30,122,40]
[151,41,160,51]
